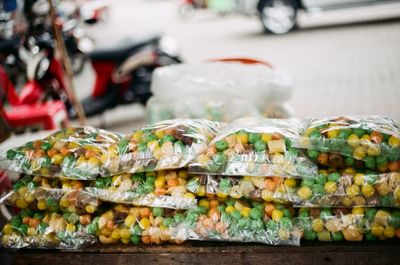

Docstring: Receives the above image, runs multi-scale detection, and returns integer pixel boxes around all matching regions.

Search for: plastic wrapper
[1,209,97,249]
[147,62,293,123]
[189,117,317,177]
[107,119,220,174]
[186,174,297,203]
[294,169,400,208]
[296,208,400,242]
[87,204,182,245]
[146,97,262,123]
[172,199,300,245]
[0,127,121,180]
[295,116,400,172]
[85,170,197,209]
[1,175,100,214]
[87,199,300,246]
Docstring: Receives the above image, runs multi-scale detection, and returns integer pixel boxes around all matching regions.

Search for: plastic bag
[296,208,400,242]
[294,169,400,208]
[147,62,293,123]
[0,127,121,180]
[87,199,300,246]
[1,175,100,214]
[85,170,197,209]
[1,209,97,249]
[171,199,301,246]
[87,204,182,245]
[186,174,297,204]
[189,117,317,177]
[294,116,400,172]
[146,96,262,123]
[107,119,220,174]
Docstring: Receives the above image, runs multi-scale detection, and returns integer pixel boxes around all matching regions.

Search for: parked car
[236,0,400,34]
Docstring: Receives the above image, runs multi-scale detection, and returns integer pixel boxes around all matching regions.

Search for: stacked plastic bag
[1,115,400,249]
[146,62,293,123]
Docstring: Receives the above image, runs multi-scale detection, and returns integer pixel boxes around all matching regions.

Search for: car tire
[259,0,298,34]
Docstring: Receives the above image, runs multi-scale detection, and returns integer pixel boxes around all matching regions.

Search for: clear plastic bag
[296,208,400,242]
[171,199,301,246]
[87,200,300,246]
[294,116,400,172]
[85,170,197,209]
[0,127,122,180]
[107,119,220,174]
[146,97,262,123]
[186,174,298,204]
[1,175,100,214]
[1,210,97,249]
[147,62,293,123]
[87,204,182,245]
[294,169,400,208]
[189,117,317,178]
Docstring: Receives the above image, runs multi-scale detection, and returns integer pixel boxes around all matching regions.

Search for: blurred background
[1,0,400,139]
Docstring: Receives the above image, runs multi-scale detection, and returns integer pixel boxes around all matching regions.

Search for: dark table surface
[3,240,400,265]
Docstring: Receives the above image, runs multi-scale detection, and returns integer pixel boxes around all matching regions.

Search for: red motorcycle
[178,0,208,19]
[77,35,181,118]
[0,34,70,132]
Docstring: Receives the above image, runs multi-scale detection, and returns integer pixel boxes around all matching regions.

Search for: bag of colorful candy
[294,169,400,208]
[85,170,197,209]
[0,127,121,180]
[189,117,317,178]
[186,174,298,203]
[86,204,183,245]
[171,198,301,246]
[106,119,220,174]
[0,175,100,214]
[296,207,400,242]
[294,116,400,172]
[1,209,97,249]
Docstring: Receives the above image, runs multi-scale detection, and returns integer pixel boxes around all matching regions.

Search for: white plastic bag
[146,62,293,123]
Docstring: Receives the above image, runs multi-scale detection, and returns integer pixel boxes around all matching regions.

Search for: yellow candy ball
[241,207,251,218]
[312,218,324,233]
[384,225,395,238]
[124,215,136,227]
[354,173,365,186]
[388,136,400,148]
[371,224,384,236]
[324,181,337,194]
[361,184,375,198]
[139,218,151,230]
[346,185,360,197]
[327,129,339,139]
[297,186,312,200]
[352,207,364,215]
[347,134,360,148]
[353,146,366,160]
[271,209,284,222]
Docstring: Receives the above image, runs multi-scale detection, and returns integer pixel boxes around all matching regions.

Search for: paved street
[2,0,400,147]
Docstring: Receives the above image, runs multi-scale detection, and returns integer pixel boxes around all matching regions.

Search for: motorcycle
[61,18,94,75]
[76,34,182,118]
[177,0,207,19]
[0,64,69,133]
[0,33,70,133]
[24,0,95,76]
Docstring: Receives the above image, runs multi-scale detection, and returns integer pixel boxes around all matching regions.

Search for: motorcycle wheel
[70,51,86,75]
[138,92,152,106]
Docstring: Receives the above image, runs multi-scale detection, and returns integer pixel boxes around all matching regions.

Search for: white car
[236,0,400,34]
